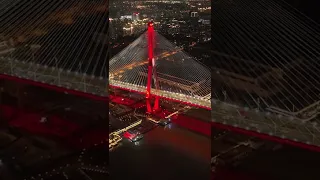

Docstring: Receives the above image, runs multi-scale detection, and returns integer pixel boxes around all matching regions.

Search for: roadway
[109,81,211,109]
[0,54,209,109]
[0,57,108,100]
[212,100,320,150]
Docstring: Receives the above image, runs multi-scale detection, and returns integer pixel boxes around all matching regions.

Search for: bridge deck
[110,80,210,109]
[212,101,320,148]
[0,57,108,99]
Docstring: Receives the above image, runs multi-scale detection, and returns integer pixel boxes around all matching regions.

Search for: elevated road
[212,100,320,151]
[0,57,108,100]
[110,80,210,109]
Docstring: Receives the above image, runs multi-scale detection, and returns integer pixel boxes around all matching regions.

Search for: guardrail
[109,120,143,150]
[110,80,211,109]
[112,120,142,135]
[0,57,108,97]
[212,100,320,147]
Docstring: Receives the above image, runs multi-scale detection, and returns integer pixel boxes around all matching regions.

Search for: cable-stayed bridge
[0,0,108,100]
[109,24,211,110]
[211,0,320,150]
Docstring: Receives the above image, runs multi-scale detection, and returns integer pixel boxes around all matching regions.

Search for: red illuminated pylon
[146,22,160,114]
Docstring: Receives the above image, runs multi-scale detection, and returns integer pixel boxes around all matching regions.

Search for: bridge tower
[146,22,160,114]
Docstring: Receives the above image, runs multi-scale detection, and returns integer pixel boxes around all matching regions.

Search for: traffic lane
[110,125,210,180]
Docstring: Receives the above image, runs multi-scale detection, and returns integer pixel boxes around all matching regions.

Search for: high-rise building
[132,12,140,21]
[120,15,132,20]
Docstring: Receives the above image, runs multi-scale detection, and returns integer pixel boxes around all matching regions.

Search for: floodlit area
[109,87,211,153]
[109,29,211,109]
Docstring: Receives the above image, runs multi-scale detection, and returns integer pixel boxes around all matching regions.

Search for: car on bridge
[123,129,143,142]
[158,118,171,126]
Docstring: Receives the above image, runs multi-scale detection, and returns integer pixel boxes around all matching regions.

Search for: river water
[109,123,211,180]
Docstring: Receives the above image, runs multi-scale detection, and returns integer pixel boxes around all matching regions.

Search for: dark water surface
[110,124,211,180]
